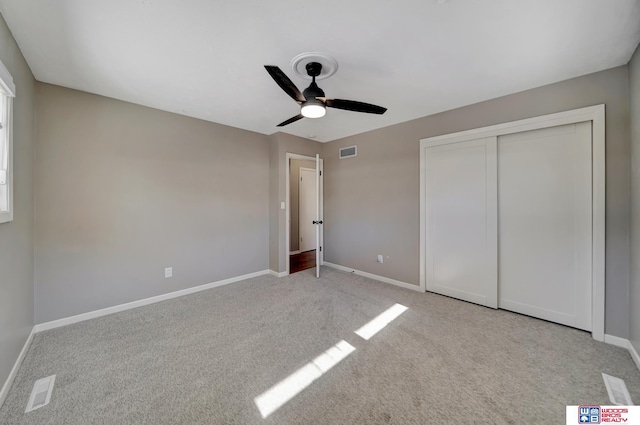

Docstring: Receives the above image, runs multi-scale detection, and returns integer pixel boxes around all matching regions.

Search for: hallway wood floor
[290,250,316,273]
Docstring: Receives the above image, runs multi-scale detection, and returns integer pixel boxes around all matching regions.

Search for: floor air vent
[339,145,357,159]
[602,373,633,405]
[25,375,56,412]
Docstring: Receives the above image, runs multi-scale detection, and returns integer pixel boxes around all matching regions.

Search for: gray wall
[322,65,631,338]
[268,132,321,273]
[630,43,640,355]
[0,14,35,395]
[35,84,270,323]
[289,159,316,252]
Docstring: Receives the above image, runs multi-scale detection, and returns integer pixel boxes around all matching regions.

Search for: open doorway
[286,153,323,276]
[289,159,316,273]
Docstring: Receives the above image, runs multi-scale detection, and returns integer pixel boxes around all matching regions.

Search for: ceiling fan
[264,62,387,127]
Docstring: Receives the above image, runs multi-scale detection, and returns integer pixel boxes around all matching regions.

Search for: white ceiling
[1,0,639,142]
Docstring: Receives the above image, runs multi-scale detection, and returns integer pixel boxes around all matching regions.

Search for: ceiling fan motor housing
[303,62,326,99]
[305,62,323,78]
[303,82,325,99]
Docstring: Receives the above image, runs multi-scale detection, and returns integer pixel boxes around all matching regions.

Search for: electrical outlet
[165,267,173,278]
[377,255,384,264]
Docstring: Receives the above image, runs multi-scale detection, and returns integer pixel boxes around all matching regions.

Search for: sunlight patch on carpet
[254,340,355,418]
[355,303,408,340]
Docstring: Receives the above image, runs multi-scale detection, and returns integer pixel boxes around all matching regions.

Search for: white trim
[630,341,640,373]
[269,269,288,278]
[421,105,605,147]
[0,96,14,224]
[0,328,34,409]
[0,59,15,97]
[287,153,318,161]
[603,335,640,373]
[419,104,606,342]
[324,262,422,292]
[289,250,301,255]
[604,334,629,349]
[591,106,606,342]
[34,270,270,332]
[419,138,426,292]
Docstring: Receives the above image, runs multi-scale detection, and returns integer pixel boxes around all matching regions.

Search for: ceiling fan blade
[277,114,304,127]
[325,99,387,115]
[264,66,305,103]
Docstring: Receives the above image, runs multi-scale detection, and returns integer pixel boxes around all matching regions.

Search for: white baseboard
[269,270,288,278]
[323,262,422,292]
[0,328,35,409]
[604,334,628,348]
[34,269,270,333]
[604,334,640,372]
[629,340,640,372]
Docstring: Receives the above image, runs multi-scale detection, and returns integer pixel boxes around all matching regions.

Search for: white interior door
[315,154,323,278]
[425,137,498,308]
[498,122,592,330]
[299,168,316,253]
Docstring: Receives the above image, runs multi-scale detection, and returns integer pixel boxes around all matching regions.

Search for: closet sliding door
[497,122,592,331]
[420,105,604,338]
[424,137,498,308]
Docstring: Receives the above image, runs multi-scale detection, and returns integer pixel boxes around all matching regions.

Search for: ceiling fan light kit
[301,98,326,118]
[264,53,387,127]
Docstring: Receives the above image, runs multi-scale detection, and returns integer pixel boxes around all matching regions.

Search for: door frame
[285,153,324,275]
[419,104,605,341]
[298,166,317,253]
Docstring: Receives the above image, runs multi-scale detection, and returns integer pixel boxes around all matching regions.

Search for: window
[0,58,15,224]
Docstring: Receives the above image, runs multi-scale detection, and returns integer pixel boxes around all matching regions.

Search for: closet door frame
[419,104,605,341]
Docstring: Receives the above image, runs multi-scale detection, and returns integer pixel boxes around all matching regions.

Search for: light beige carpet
[1,267,639,424]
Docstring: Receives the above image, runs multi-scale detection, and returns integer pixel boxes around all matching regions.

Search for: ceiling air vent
[339,146,357,159]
